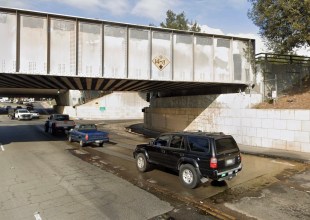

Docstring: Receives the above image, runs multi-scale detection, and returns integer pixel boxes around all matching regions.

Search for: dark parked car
[45,114,75,134]
[133,132,242,189]
[68,124,109,147]
[5,105,12,111]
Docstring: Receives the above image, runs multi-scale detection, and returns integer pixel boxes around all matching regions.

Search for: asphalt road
[0,115,309,220]
[0,116,173,220]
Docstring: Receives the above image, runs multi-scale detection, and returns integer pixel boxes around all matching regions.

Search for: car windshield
[19,109,29,113]
[215,137,239,155]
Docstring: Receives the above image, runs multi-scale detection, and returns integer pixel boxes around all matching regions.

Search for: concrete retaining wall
[56,92,149,120]
[145,94,310,153]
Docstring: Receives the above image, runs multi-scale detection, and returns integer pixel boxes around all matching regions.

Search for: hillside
[254,76,310,109]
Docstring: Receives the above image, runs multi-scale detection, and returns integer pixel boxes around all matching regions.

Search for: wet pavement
[79,120,310,219]
[0,117,173,220]
[1,115,309,219]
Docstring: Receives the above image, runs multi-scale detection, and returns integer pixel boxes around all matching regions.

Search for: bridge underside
[0,73,246,98]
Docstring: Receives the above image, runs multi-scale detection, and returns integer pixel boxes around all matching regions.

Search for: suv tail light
[85,134,89,141]
[210,157,217,169]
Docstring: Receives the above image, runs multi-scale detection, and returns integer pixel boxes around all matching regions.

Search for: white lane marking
[271,160,295,167]
[0,145,4,151]
[34,212,42,220]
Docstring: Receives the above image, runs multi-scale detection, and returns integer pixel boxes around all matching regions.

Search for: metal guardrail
[256,53,310,64]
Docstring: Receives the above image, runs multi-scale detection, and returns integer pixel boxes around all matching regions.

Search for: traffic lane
[0,117,173,220]
[0,120,67,145]
[79,133,304,202]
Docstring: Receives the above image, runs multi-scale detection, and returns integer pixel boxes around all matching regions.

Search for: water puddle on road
[68,147,309,220]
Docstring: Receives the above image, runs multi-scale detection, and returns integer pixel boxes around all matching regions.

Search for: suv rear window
[215,137,239,155]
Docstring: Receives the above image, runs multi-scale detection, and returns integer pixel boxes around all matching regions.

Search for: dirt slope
[254,77,310,109]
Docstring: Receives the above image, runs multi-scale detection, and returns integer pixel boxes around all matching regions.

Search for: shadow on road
[0,124,67,145]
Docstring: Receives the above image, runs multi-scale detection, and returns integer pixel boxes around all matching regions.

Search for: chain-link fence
[256,53,310,100]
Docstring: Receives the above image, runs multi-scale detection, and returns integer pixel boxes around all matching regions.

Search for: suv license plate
[226,158,235,166]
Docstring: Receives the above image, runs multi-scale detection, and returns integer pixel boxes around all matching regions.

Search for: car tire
[179,164,200,189]
[79,140,85,147]
[68,135,72,142]
[99,143,103,147]
[136,153,150,172]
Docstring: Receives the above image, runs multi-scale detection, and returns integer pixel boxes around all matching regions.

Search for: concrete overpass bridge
[0,7,255,99]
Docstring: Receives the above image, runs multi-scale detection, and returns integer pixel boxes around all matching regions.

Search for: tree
[160,10,201,32]
[248,0,310,54]
[189,20,201,32]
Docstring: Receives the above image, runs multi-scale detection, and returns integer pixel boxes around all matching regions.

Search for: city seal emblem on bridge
[152,55,170,71]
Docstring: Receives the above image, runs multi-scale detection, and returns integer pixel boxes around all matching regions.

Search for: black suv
[133,132,242,189]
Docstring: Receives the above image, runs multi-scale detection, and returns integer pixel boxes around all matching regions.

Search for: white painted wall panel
[151,32,172,80]
[233,40,250,82]
[128,29,150,79]
[20,15,47,74]
[0,13,16,73]
[214,38,231,82]
[78,23,102,77]
[50,19,76,76]
[194,36,213,81]
[173,34,193,81]
[104,26,127,78]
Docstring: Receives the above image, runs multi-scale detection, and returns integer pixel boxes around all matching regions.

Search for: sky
[0,0,308,55]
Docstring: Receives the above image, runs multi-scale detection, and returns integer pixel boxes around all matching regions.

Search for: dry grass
[254,76,310,109]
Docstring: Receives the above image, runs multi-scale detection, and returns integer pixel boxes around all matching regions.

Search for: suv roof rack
[182,131,226,136]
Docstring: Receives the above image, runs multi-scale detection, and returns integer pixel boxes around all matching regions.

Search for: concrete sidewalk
[126,123,310,164]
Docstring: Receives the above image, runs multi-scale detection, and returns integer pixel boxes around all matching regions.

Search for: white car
[30,110,40,119]
[15,109,32,120]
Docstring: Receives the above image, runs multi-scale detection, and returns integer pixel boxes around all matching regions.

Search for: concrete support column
[55,91,70,106]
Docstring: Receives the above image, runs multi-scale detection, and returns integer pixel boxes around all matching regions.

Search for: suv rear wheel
[136,153,150,172]
[179,164,199,189]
